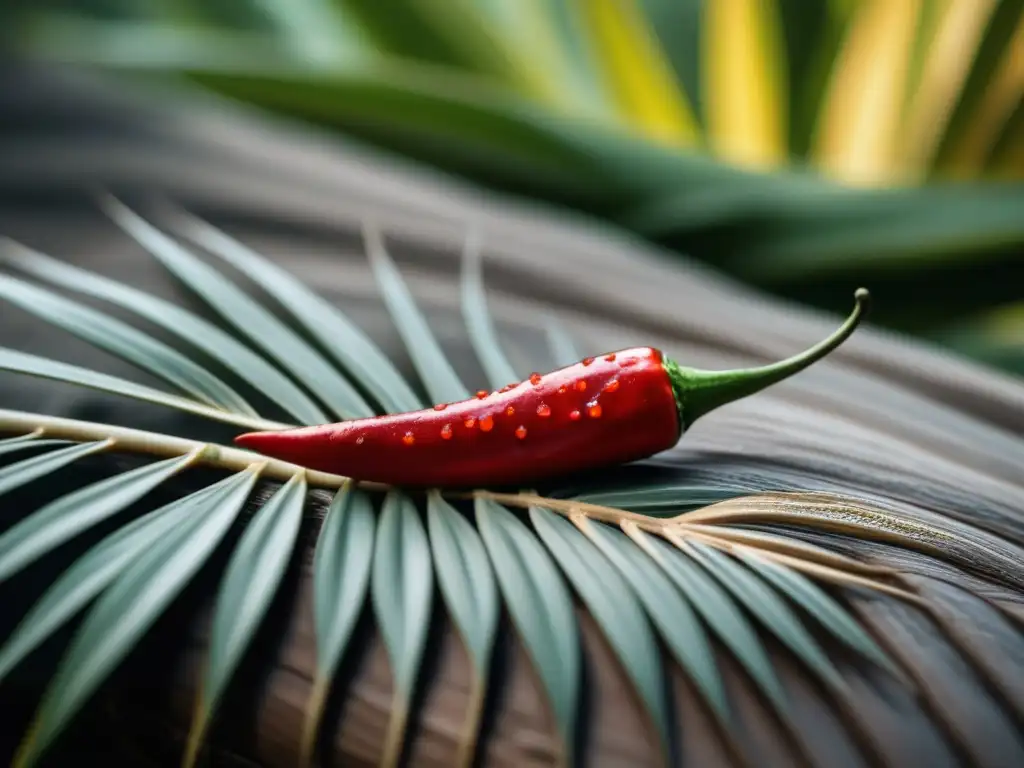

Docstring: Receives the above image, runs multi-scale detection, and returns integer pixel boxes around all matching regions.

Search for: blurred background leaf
[2,0,1022,375]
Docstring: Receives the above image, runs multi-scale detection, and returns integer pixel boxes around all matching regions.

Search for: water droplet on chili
[464,417,476,428]
[505,406,515,416]
[515,425,528,439]
[433,403,447,411]
[569,409,581,421]
[440,424,453,440]
[475,390,488,399]
[529,373,542,385]
[604,353,616,361]
[582,357,594,366]
[575,380,587,392]
[402,432,415,446]
[355,436,365,445]
[536,403,551,418]
[587,402,602,418]
[603,380,620,393]
[479,415,494,432]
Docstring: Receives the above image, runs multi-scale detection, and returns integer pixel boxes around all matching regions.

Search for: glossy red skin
[235,347,681,487]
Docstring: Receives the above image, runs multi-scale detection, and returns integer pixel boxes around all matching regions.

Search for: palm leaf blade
[364,224,468,403]
[739,552,895,672]
[474,498,581,761]
[0,440,110,497]
[303,484,376,765]
[13,466,260,768]
[0,450,199,583]
[0,347,281,431]
[102,197,373,419]
[648,534,787,709]
[686,540,844,690]
[459,231,519,389]
[0,238,328,425]
[371,491,434,767]
[530,506,672,762]
[186,472,308,766]
[0,475,232,683]
[583,518,730,727]
[174,213,422,414]
[0,273,255,415]
[425,492,498,763]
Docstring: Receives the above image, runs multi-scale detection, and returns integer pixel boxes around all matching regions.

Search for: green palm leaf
[0,237,329,425]
[173,211,422,413]
[425,492,499,764]
[0,450,199,583]
[0,440,110,496]
[0,347,281,431]
[103,196,373,419]
[460,230,520,389]
[0,272,255,414]
[642,531,788,710]
[13,466,260,768]
[302,484,376,765]
[686,539,844,691]
[530,506,673,763]
[474,498,580,761]
[580,517,730,728]
[0,476,235,683]
[185,471,308,766]
[371,491,434,768]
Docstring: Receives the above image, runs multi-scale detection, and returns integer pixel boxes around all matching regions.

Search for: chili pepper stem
[665,288,870,429]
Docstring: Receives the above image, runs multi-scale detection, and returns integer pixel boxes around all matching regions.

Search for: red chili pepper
[236,290,869,487]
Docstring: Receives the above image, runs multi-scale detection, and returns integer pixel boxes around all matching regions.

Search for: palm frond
[0,201,998,768]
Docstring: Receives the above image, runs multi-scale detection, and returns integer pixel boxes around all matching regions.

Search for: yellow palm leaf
[702,0,788,169]
[569,0,700,146]
[900,0,1000,178]
[813,0,923,186]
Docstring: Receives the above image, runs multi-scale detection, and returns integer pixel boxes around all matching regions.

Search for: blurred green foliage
[5,0,1024,374]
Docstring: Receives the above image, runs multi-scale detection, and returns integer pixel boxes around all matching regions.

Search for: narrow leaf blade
[187,472,308,765]
[103,196,373,419]
[14,467,259,768]
[474,499,580,759]
[0,475,234,683]
[530,507,671,761]
[459,231,519,389]
[0,272,254,415]
[364,224,469,404]
[371,491,433,767]
[302,484,375,764]
[1,237,327,425]
[173,214,422,414]
[0,450,198,583]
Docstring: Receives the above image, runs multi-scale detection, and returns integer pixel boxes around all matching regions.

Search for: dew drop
[582,356,595,366]
[464,417,477,429]
[433,403,447,411]
[479,415,494,432]
[569,409,581,421]
[440,423,453,440]
[475,390,489,400]
[402,432,415,446]
[575,380,587,392]
[505,406,515,417]
[557,385,568,395]
[619,357,638,368]
[507,382,519,390]
[604,353,617,362]
[355,436,365,445]
[515,425,528,440]
[536,403,551,418]
[587,402,602,419]
[603,379,620,393]
[529,372,543,386]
